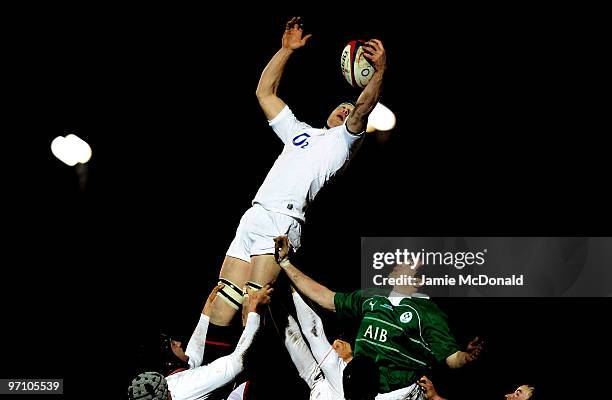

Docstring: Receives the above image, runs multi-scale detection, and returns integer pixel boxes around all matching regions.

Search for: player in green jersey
[273,236,483,393]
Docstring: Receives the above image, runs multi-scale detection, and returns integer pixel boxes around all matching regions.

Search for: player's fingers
[287,17,300,31]
[302,33,312,43]
[363,46,379,59]
[364,53,378,63]
[368,39,382,52]
[365,40,380,51]
[363,43,377,53]
[211,283,224,296]
[293,16,303,31]
[372,39,384,49]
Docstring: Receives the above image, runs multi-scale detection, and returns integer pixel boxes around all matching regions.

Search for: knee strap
[217,278,245,310]
[244,281,263,292]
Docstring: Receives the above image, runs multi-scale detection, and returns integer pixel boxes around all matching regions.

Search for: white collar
[387,291,430,306]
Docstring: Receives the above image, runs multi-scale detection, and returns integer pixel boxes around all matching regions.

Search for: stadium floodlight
[366,103,396,133]
[51,134,92,166]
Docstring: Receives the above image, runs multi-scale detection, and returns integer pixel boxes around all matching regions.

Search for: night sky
[3,10,609,400]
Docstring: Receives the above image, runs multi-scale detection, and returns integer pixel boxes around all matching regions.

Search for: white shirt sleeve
[342,122,365,153]
[268,105,312,145]
[234,312,260,356]
[185,313,210,369]
[375,383,420,400]
[226,382,247,400]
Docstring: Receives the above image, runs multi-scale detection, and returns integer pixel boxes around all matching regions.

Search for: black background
[3,8,609,400]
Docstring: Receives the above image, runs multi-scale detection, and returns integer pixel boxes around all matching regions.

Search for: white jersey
[185,314,209,369]
[253,106,363,222]
[166,313,260,400]
[286,292,422,400]
[226,381,247,400]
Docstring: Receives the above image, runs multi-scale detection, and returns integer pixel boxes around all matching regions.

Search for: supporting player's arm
[241,284,274,326]
[346,39,387,134]
[445,336,484,369]
[175,283,224,368]
[255,16,312,120]
[274,236,336,311]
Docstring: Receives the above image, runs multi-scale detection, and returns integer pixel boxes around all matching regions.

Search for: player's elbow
[445,351,464,369]
[255,88,266,99]
[322,291,336,311]
[346,117,365,135]
[322,301,335,312]
[256,91,276,108]
[255,83,276,99]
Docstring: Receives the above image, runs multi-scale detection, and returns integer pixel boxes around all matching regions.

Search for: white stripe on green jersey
[334,289,460,393]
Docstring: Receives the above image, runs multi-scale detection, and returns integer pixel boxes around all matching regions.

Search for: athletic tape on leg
[218,278,245,310]
[245,281,263,292]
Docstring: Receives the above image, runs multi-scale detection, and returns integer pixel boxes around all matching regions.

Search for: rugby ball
[340,40,375,88]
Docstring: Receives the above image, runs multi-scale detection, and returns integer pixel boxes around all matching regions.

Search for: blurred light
[51,134,92,166]
[367,103,396,133]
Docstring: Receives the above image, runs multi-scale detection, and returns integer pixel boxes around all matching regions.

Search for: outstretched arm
[346,39,387,134]
[274,236,336,311]
[256,16,312,120]
[179,283,224,368]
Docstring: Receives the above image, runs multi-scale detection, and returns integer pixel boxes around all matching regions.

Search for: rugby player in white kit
[284,288,423,400]
[208,16,388,356]
[127,284,273,400]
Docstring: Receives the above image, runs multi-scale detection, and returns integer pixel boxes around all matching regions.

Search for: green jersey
[334,290,460,393]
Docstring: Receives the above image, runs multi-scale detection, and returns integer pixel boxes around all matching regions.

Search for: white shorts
[226,203,302,263]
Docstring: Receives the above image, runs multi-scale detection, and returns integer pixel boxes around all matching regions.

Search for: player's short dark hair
[338,101,356,108]
[342,355,380,400]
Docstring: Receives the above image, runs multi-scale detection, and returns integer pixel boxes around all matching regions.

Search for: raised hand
[282,16,312,50]
[362,39,387,72]
[465,336,484,362]
[170,339,188,363]
[202,283,225,317]
[246,284,274,313]
[274,235,290,265]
